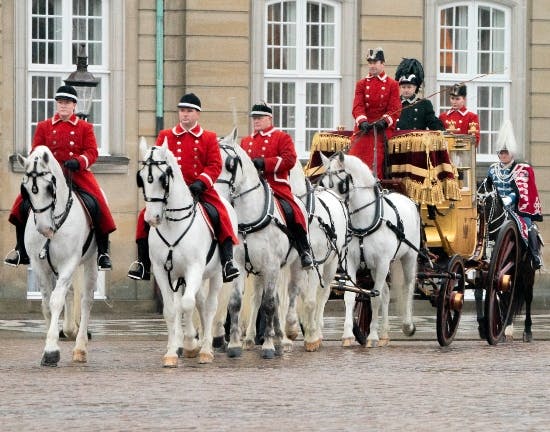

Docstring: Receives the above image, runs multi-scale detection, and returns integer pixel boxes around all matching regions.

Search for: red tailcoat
[439,107,480,145]
[349,72,401,178]
[135,122,238,244]
[240,127,307,231]
[9,113,116,235]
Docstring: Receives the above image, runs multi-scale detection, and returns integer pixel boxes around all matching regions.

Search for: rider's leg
[4,198,30,267]
[96,231,112,271]
[127,237,151,280]
[289,223,313,269]
[219,237,240,283]
[4,222,30,266]
[527,226,542,270]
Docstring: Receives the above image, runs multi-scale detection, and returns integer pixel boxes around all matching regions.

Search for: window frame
[425,0,527,163]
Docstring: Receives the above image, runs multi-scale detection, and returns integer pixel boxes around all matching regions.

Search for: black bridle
[21,156,73,232]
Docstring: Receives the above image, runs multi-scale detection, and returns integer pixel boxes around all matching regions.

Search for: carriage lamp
[64,43,99,121]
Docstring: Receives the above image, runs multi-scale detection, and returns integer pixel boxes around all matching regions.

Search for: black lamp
[64,43,99,120]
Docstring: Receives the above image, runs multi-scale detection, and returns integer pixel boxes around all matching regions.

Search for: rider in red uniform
[240,102,313,269]
[439,83,480,146]
[5,85,116,270]
[350,47,401,179]
[128,93,240,282]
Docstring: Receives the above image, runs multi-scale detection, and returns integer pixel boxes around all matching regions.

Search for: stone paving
[1,307,550,431]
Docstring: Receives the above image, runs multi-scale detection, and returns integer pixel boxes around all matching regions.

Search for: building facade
[1,0,548,313]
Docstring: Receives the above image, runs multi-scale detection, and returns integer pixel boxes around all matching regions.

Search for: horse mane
[29,145,64,178]
[343,154,377,187]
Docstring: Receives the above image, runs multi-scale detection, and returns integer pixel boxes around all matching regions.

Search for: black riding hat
[177,93,202,111]
[55,85,78,103]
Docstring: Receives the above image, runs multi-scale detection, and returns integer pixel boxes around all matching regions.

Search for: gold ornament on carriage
[445,120,458,133]
[468,121,479,136]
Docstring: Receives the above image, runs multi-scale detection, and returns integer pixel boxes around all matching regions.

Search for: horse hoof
[378,337,390,347]
[261,349,276,359]
[341,337,354,347]
[402,323,416,337]
[523,331,533,343]
[199,352,214,364]
[227,346,242,358]
[41,350,60,367]
[304,340,321,352]
[366,339,378,348]
[505,335,514,343]
[243,339,255,350]
[162,355,179,368]
[183,346,200,358]
[212,336,226,349]
[72,349,87,363]
[176,347,184,358]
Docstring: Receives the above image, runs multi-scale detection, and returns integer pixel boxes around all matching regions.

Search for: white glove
[501,195,512,206]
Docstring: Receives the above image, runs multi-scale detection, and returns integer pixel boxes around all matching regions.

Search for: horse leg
[61,284,78,340]
[398,256,417,337]
[158,280,180,368]
[243,276,262,349]
[212,281,233,351]
[260,274,278,359]
[342,290,356,347]
[284,264,303,349]
[196,276,222,364]
[42,272,73,366]
[367,266,390,348]
[180,272,202,360]
[227,274,244,358]
[376,282,390,346]
[302,266,323,352]
[73,262,96,363]
[474,287,487,339]
[525,283,534,342]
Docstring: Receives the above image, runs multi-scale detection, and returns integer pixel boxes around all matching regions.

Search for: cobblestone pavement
[1,311,550,431]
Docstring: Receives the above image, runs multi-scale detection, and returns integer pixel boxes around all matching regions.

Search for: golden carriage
[305,129,516,346]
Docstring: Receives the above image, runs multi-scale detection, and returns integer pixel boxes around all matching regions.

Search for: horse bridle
[137,147,174,204]
[217,144,262,205]
[22,156,73,231]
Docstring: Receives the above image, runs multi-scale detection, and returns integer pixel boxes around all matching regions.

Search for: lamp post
[64,43,99,120]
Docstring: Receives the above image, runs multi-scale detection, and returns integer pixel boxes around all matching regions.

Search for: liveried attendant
[240,102,313,269]
[439,83,480,145]
[128,93,240,283]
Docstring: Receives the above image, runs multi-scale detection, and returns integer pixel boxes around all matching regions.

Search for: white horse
[215,128,305,358]
[287,161,348,350]
[18,146,97,366]
[138,137,239,367]
[320,152,420,347]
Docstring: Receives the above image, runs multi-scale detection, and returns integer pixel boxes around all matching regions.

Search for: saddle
[73,188,97,228]
[199,201,220,237]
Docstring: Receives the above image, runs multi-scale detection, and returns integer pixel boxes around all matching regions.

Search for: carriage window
[29,0,109,154]
[437,3,510,159]
[265,0,341,158]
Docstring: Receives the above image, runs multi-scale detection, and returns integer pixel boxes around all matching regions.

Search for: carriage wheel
[436,254,465,346]
[484,220,519,345]
[352,296,372,346]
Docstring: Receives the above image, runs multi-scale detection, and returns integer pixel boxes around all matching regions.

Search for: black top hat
[249,102,273,117]
[395,58,424,90]
[449,83,467,97]
[55,85,78,103]
[366,47,385,62]
[177,93,202,111]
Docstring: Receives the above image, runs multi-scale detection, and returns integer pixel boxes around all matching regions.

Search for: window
[28,0,109,153]
[264,0,341,157]
[436,2,511,159]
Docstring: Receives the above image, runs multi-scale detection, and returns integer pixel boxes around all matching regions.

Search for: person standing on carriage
[240,102,313,269]
[350,47,402,179]
[394,58,444,132]
[5,85,116,270]
[486,120,543,269]
[439,83,480,146]
[128,93,240,282]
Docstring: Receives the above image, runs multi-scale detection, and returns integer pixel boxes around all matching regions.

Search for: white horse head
[18,145,68,238]
[138,137,190,227]
[320,151,377,192]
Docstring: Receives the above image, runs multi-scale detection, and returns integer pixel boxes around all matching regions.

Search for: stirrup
[4,249,30,267]
[127,261,150,280]
[222,261,240,283]
[97,253,112,271]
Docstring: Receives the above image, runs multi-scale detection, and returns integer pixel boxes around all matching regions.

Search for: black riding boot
[4,223,30,267]
[127,238,151,280]
[528,227,542,270]
[219,238,240,283]
[292,225,313,269]
[96,232,112,271]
